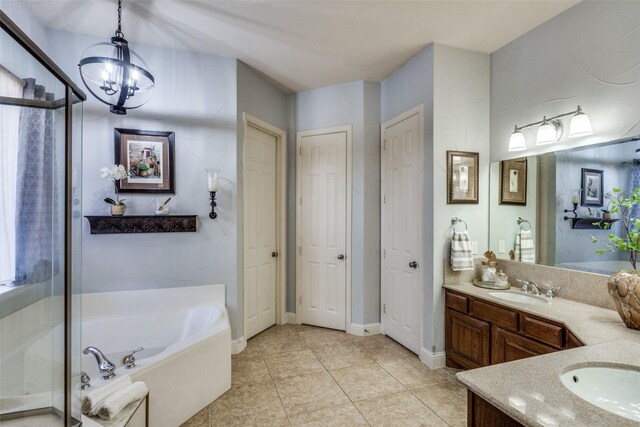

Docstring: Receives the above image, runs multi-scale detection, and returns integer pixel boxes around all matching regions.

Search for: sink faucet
[83,346,116,379]
[517,279,542,295]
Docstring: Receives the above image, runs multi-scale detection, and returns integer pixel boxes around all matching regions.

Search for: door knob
[337,254,345,260]
[272,252,279,258]
[409,261,418,269]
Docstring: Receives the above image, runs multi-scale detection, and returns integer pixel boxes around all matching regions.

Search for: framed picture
[581,168,603,207]
[499,157,527,205]
[115,128,175,194]
[447,151,479,204]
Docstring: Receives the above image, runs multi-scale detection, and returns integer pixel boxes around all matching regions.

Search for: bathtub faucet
[83,346,116,379]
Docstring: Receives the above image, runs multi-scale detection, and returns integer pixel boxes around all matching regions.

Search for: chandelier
[78,0,155,115]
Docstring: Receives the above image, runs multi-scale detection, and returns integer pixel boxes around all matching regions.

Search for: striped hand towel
[451,231,474,271]
[514,230,535,264]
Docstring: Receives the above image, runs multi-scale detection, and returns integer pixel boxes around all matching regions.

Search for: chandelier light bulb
[508,127,527,152]
[569,106,593,137]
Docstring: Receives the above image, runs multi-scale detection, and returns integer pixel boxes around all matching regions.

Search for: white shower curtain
[0,67,23,284]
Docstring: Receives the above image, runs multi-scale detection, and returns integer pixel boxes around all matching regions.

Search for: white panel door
[298,131,347,330]
[245,124,278,339]
[382,110,422,354]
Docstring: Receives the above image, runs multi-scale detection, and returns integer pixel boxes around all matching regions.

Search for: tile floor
[182,324,467,426]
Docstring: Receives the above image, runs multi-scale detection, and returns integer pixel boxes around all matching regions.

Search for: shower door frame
[0,10,86,426]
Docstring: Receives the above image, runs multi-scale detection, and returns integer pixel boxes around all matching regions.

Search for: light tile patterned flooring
[182,324,466,426]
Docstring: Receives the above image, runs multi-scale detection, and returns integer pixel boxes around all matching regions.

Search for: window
[0,66,23,285]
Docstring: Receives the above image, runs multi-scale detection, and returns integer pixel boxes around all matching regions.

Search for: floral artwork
[114,128,175,194]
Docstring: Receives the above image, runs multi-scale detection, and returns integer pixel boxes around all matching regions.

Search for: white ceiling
[24,0,579,92]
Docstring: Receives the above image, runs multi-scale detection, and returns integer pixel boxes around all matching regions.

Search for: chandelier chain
[115,0,124,38]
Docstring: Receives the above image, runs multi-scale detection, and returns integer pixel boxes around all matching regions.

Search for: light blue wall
[43,28,245,337]
[491,1,640,162]
[290,80,381,325]
[236,60,289,333]
[381,45,436,350]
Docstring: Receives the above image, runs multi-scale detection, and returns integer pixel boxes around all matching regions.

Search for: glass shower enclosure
[0,10,85,426]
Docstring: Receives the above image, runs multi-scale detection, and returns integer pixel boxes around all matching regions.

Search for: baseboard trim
[419,347,446,369]
[231,336,247,355]
[349,322,381,337]
[285,312,297,324]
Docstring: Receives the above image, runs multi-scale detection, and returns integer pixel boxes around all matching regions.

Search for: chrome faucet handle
[121,347,144,369]
[545,287,561,299]
[80,371,91,390]
[515,279,530,293]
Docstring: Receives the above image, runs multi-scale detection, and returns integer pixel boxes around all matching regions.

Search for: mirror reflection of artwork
[581,168,604,207]
[447,151,479,204]
[509,169,518,193]
[499,158,527,205]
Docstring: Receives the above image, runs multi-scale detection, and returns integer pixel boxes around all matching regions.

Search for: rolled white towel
[82,375,131,415]
[97,382,149,421]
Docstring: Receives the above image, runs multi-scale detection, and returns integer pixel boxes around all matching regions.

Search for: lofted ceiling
[23,0,578,92]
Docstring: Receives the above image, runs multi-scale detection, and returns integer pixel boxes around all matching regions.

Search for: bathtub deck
[181,324,466,426]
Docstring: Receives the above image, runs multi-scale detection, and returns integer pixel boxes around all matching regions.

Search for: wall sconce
[508,105,593,152]
[207,169,219,219]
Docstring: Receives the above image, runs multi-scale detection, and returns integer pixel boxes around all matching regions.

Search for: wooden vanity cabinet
[445,289,580,369]
[468,391,524,427]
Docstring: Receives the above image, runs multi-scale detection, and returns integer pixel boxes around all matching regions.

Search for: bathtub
[81,285,231,427]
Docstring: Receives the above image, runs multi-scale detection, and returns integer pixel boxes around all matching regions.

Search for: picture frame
[447,150,479,204]
[499,157,527,205]
[581,168,603,207]
[115,128,175,194]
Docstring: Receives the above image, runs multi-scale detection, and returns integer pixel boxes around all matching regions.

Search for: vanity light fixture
[207,169,219,219]
[508,105,593,152]
[78,0,155,115]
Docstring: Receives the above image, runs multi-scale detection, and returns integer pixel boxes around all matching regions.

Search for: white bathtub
[81,285,231,427]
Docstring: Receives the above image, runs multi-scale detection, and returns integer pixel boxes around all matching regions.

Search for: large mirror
[489,136,640,275]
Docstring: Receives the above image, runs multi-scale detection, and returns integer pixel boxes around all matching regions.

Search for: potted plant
[592,187,640,330]
[100,165,129,216]
[601,191,614,220]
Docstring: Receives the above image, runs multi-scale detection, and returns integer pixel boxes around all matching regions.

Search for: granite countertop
[444,283,640,426]
[457,340,640,427]
[443,282,640,345]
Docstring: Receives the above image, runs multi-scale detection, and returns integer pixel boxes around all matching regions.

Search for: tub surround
[458,340,640,426]
[81,285,231,427]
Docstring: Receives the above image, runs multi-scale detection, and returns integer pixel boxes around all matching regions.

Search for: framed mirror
[489,135,640,275]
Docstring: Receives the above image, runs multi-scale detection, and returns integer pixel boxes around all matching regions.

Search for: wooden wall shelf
[85,215,197,234]
[569,218,618,230]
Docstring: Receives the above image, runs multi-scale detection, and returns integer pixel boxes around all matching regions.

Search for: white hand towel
[82,375,131,415]
[514,234,522,261]
[519,229,535,264]
[97,382,148,421]
[451,231,474,271]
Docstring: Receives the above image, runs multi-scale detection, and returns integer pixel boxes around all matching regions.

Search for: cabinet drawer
[522,316,563,349]
[468,299,518,332]
[446,291,468,313]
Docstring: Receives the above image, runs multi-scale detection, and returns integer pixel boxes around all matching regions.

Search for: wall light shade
[508,129,527,152]
[536,119,561,145]
[569,107,593,137]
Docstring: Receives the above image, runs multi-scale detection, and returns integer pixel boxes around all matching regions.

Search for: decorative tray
[473,278,510,290]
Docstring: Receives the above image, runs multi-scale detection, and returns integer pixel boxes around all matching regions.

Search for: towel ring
[517,217,531,231]
[451,217,468,233]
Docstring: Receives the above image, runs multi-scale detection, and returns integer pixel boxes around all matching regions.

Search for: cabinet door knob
[272,252,279,258]
[409,261,418,269]
[337,254,345,260]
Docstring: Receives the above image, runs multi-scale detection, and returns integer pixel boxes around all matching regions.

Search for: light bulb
[105,62,113,73]
[101,70,109,81]
[131,69,140,80]
[508,127,527,152]
[569,106,592,137]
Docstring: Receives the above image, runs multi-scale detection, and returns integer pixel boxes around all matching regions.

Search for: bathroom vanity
[444,283,640,426]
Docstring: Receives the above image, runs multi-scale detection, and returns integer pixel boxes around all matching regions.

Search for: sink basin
[488,291,547,305]
[560,365,640,422]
